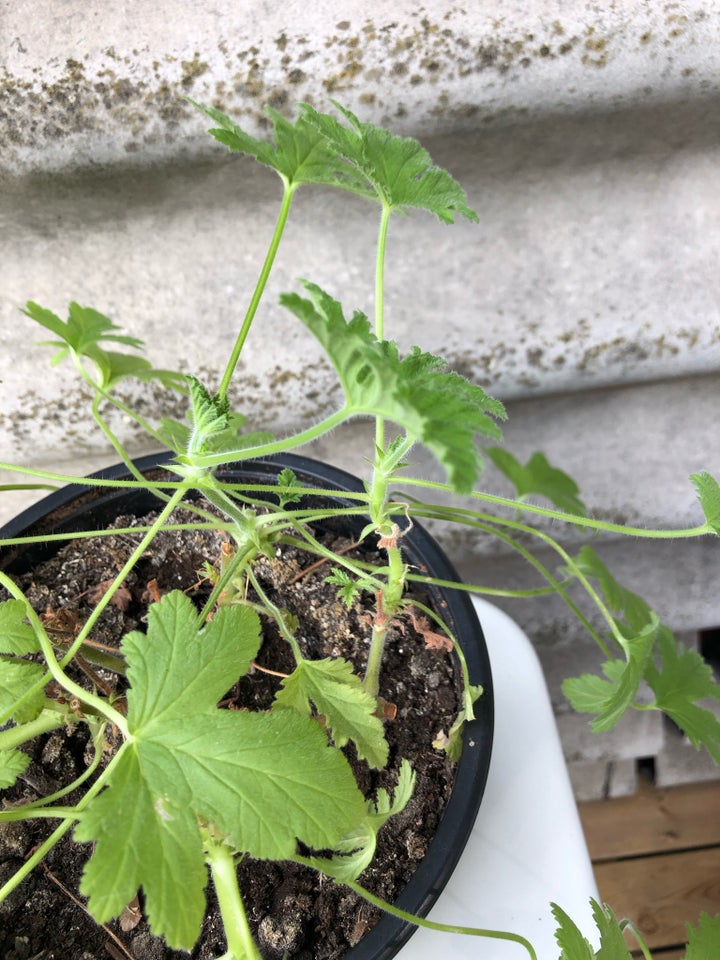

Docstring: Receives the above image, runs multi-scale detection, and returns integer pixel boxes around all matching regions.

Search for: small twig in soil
[74,652,116,698]
[41,864,136,960]
[249,660,290,679]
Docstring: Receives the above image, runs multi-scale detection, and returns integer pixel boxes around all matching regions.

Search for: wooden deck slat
[592,846,720,950]
[579,779,720,862]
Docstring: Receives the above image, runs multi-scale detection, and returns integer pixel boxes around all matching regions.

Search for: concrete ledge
[3,1,720,176]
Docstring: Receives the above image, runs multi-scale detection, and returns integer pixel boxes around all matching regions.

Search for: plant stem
[71,353,169,449]
[336,875,538,960]
[0,574,128,732]
[399,475,713,539]
[364,623,387,699]
[66,486,187,665]
[0,706,65,751]
[218,183,296,400]
[204,835,262,960]
[374,202,392,456]
[194,406,351,468]
[0,741,127,906]
[248,569,303,664]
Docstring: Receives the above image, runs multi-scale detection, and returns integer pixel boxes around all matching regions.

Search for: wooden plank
[579,779,720,861]
[594,847,720,950]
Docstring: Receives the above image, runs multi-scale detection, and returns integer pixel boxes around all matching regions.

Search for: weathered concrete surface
[2,1,720,780]
[3,1,720,173]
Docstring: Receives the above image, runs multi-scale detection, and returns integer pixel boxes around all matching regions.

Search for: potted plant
[1,99,719,960]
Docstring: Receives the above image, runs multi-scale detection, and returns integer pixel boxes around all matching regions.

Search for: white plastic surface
[401,598,600,959]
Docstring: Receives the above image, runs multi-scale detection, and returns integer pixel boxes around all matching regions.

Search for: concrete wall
[2,1,720,793]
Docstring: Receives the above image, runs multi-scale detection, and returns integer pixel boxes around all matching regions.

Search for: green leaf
[326,568,362,607]
[691,472,720,534]
[686,912,720,959]
[23,301,184,392]
[24,301,143,353]
[566,546,661,728]
[486,447,586,515]
[563,616,657,733]
[77,745,207,947]
[77,592,367,948]
[645,628,720,763]
[0,748,31,788]
[301,101,478,222]
[0,600,39,655]
[0,658,46,723]
[304,760,415,882]
[276,467,302,506]
[592,900,633,959]
[552,900,632,960]
[188,99,368,193]
[281,282,505,493]
[183,377,272,459]
[551,902,596,960]
[274,657,388,769]
[572,547,655,637]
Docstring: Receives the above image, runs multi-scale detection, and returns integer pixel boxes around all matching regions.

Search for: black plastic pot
[0,451,493,960]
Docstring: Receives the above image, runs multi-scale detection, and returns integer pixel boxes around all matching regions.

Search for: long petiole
[247,569,303,664]
[64,486,187,664]
[71,352,171,449]
[204,833,262,960]
[194,406,351,469]
[0,741,128,906]
[374,202,392,455]
[289,862,537,960]
[410,504,614,659]
[218,182,296,400]
[398,475,712,539]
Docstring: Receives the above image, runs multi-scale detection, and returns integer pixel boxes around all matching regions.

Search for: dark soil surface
[0,501,463,960]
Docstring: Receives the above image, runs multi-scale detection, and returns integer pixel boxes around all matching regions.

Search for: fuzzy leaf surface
[0,658,46,723]
[563,547,662,731]
[0,748,31,788]
[0,600,39,655]
[23,301,184,391]
[644,629,720,763]
[188,100,368,192]
[301,101,478,222]
[176,377,272,459]
[552,900,632,960]
[486,447,586,515]
[686,913,720,959]
[76,592,367,948]
[551,902,597,960]
[691,472,720,534]
[281,282,505,493]
[304,760,415,882]
[274,657,388,768]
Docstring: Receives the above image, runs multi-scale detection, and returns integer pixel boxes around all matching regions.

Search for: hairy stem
[374,202,392,456]
[0,706,65,751]
[193,406,351,469]
[399,476,712,539]
[218,183,296,400]
[204,835,262,960]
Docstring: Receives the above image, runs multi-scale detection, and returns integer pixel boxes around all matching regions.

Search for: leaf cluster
[563,548,720,761]
[553,901,720,959]
[281,281,506,493]
[23,301,184,391]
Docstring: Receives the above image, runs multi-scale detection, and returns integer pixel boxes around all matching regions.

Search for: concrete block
[556,709,664,766]
[568,759,637,801]
[655,711,720,788]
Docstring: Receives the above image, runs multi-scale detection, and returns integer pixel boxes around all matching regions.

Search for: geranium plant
[1,99,719,960]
